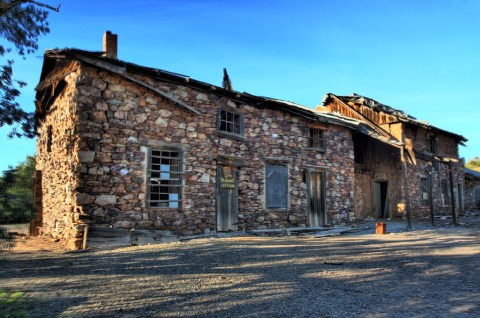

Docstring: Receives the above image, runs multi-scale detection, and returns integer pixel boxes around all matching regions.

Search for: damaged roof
[323,93,467,144]
[35,48,402,148]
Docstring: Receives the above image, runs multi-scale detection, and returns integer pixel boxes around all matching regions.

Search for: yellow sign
[220,178,235,189]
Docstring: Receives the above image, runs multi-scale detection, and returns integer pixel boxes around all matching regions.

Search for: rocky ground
[1,216,480,318]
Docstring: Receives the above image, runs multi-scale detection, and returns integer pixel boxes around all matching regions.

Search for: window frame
[420,177,430,206]
[265,163,289,210]
[308,128,326,151]
[146,148,183,209]
[216,108,244,139]
[440,179,449,207]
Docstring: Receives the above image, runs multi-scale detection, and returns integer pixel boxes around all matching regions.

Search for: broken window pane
[148,149,182,208]
[218,109,243,135]
[309,128,325,150]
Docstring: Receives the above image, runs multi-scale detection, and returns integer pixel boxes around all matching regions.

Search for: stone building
[320,94,467,222]
[33,32,395,248]
[32,32,468,248]
[465,168,480,211]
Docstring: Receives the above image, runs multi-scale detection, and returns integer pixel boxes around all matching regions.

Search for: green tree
[0,155,35,223]
[466,157,480,172]
[0,1,59,138]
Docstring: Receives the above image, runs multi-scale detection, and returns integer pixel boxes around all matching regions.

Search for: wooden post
[400,146,412,229]
[448,161,457,225]
[429,166,435,226]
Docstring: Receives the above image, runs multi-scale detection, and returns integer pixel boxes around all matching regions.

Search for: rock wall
[404,126,465,218]
[464,177,480,211]
[47,64,356,238]
[35,66,85,248]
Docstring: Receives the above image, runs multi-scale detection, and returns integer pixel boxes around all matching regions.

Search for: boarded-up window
[266,164,288,209]
[148,149,182,208]
[440,179,449,206]
[420,177,430,206]
[309,128,325,150]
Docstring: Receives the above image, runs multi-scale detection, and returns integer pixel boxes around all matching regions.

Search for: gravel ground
[1,222,480,318]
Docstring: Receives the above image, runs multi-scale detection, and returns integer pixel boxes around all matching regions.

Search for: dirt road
[1,226,480,317]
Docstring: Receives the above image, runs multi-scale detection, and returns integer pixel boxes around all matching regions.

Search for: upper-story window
[427,134,440,171]
[217,109,243,136]
[428,135,437,154]
[309,128,325,151]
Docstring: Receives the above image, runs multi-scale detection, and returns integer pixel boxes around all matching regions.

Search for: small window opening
[309,128,325,150]
[218,109,243,135]
[46,125,53,153]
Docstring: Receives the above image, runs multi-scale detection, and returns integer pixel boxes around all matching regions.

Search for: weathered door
[216,165,238,231]
[307,171,326,227]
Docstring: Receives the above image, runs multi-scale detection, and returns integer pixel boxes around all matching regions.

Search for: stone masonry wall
[404,126,465,218]
[35,66,85,248]
[465,178,480,211]
[69,65,355,236]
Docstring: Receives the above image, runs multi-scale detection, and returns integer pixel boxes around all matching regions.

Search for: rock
[76,193,95,205]
[155,117,168,127]
[199,173,210,183]
[95,195,117,206]
[78,151,95,163]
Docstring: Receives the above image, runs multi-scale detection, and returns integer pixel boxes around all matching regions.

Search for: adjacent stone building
[320,93,467,222]
[32,32,468,248]
[465,168,480,211]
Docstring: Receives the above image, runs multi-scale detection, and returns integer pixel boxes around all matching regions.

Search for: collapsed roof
[322,93,467,145]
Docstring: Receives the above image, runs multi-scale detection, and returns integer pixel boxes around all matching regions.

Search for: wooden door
[216,165,238,231]
[307,171,326,227]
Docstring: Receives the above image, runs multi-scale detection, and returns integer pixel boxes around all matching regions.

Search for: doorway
[216,165,238,231]
[374,181,388,218]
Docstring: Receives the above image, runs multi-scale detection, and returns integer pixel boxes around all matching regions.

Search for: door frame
[373,179,389,219]
[216,164,239,232]
[305,167,327,227]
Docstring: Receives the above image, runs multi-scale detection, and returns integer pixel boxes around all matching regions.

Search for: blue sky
[1,0,479,171]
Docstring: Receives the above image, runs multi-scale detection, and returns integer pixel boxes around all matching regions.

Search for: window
[217,109,243,135]
[428,135,437,154]
[46,125,52,153]
[148,149,182,208]
[266,164,288,209]
[428,135,439,171]
[309,128,325,150]
[352,131,366,164]
[440,179,449,206]
[420,177,430,206]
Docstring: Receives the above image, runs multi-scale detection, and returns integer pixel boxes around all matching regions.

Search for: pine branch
[0,0,60,15]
